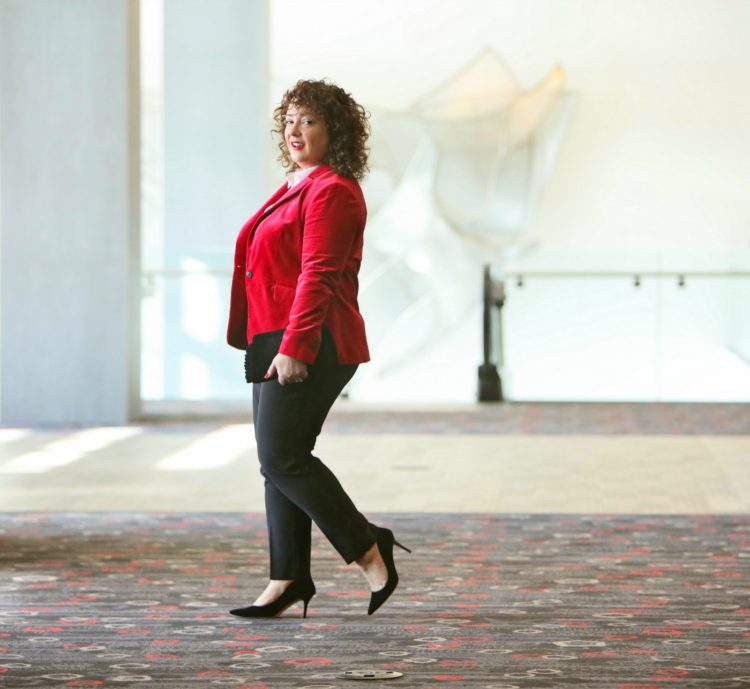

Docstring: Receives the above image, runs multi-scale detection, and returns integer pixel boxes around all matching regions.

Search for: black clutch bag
[244,329,285,383]
[244,327,339,384]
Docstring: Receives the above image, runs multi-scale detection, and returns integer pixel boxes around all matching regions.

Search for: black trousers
[252,343,375,580]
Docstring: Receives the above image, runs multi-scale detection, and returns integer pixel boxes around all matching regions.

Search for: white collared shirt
[287,164,319,189]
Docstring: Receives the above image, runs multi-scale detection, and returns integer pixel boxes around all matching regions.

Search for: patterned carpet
[323,403,750,435]
[2,512,750,688]
[140,402,750,435]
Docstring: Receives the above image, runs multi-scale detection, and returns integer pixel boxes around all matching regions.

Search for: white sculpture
[353,49,575,399]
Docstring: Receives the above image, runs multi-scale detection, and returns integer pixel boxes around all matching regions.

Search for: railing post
[478,264,504,401]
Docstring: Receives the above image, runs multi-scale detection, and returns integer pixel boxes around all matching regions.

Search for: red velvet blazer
[227,163,370,366]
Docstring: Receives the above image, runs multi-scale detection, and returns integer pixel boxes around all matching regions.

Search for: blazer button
[246,270,253,278]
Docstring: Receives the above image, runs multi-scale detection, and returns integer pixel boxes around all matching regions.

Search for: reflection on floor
[1,403,748,513]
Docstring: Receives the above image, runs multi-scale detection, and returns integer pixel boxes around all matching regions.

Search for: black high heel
[368,526,412,616]
[229,578,316,619]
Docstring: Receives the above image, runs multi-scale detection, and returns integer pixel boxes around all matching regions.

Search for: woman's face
[284,105,329,169]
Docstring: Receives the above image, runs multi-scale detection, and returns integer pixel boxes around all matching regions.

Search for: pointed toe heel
[230,578,316,619]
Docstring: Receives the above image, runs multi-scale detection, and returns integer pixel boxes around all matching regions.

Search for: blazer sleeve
[279,181,361,364]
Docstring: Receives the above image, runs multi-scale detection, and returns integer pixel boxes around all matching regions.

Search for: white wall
[271,0,750,253]
[268,0,750,402]
[137,2,750,405]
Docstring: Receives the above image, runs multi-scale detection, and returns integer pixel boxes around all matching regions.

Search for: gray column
[161,0,269,399]
[0,0,141,424]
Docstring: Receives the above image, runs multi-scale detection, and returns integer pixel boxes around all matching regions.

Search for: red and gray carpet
[143,402,750,435]
[2,511,749,688]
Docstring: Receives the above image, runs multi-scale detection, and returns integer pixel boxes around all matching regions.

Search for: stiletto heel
[394,539,411,554]
[229,578,316,619]
[368,526,411,616]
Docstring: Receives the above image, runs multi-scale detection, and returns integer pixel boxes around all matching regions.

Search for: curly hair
[272,79,370,180]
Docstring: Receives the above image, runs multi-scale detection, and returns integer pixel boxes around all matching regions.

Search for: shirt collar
[287,164,320,188]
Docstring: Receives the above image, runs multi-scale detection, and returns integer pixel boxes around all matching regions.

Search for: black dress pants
[252,341,375,580]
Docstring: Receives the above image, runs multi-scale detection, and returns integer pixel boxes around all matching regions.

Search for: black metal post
[478,264,503,401]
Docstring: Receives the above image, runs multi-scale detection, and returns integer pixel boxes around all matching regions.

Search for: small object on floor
[339,669,404,681]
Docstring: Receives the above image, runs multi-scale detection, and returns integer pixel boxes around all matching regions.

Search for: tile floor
[1,403,748,514]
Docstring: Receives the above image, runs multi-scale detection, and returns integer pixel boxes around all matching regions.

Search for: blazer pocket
[272,283,296,306]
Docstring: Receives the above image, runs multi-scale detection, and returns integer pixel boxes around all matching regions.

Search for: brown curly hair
[273,79,370,180]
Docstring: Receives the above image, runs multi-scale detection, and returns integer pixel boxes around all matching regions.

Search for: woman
[226,79,410,618]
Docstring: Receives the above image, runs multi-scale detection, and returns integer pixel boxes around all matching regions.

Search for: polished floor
[1,402,748,514]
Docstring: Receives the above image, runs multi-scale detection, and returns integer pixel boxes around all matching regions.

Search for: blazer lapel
[259,164,331,218]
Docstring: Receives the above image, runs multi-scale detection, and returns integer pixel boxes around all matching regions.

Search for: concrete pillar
[0,0,141,424]
[160,0,269,399]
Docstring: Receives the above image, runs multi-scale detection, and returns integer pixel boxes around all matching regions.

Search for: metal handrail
[140,268,750,278]
[141,268,231,276]
[500,270,750,279]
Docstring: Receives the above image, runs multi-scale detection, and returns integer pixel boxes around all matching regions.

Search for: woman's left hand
[267,353,308,385]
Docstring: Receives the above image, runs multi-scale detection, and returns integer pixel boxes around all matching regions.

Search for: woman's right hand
[266,352,308,385]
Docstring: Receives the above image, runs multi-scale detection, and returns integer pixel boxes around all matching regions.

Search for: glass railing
[141,258,750,403]
[141,268,243,401]
[482,256,750,402]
